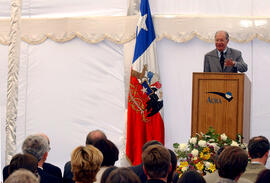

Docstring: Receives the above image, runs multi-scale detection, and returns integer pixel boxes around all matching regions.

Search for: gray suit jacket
[204,48,248,73]
[204,171,252,183]
[215,177,236,183]
[240,162,266,182]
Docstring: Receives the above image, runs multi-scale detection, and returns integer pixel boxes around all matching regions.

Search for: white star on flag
[141,87,147,94]
[137,14,148,36]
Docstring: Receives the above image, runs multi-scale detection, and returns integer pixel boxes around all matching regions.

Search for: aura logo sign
[207,92,233,104]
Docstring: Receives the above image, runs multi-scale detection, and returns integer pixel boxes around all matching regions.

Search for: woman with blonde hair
[71,145,103,183]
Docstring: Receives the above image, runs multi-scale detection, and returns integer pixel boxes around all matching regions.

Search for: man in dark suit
[63,129,107,183]
[204,30,248,73]
[3,134,62,183]
[3,162,62,182]
[130,140,179,183]
[39,133,62,179]
[142,144,171,183]
[130,140,162,183]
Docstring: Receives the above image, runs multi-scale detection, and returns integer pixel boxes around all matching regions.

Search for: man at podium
[203,31,248,73]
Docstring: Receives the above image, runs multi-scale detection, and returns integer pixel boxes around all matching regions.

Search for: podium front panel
[191,73,244,139]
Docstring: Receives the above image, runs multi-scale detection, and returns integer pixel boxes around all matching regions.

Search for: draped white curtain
[1,0,270,180]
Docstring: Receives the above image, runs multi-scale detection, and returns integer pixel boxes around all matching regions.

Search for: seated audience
[254,169,270,183]
[22,135,62,183]
[100,166,117,183]
[3,135,62,183]
[92,139,119,183]
[63,129,107,183]
[178,170,206,183]
[8,153,38,176]
[5,169,39,183]
[216,146,248,183]
[241,136,269,182]
[105,168,141,183]
[130,140,162,183]
[130,140,179,183]
[204,146,252,183]
[142,144,171,183]
[71,145,103,183]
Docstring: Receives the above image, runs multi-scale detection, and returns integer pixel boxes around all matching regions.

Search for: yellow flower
[204,153,211,160]
[203,147,210,153]
[179,161,188,168]
[196,162,204,171]
[208,163,216,173]
[200,152,204,158]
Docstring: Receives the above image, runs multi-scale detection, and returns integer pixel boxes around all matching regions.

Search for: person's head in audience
[178,170,206,183]
[167,149,177,183]
[36,133,51,151]
[93,139,119,166]
[5,169,39,183]
[71,145,103,183]
[142,140,162,152]
[255,169,270,183]
[100,166,117,183]
[142,144,171,181]
[86,129,107,145]
[248,136,270,165]
[8,153,38,177]
[216,146,248,181]
[21,135,50,166]
[105,167,141,183]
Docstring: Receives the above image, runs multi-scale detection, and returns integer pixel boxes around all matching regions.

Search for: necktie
[220,51,225,70]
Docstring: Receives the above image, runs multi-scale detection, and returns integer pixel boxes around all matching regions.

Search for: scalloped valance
[1,15,270,45]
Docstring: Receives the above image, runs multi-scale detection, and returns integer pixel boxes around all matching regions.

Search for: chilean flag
[126,0,164,165]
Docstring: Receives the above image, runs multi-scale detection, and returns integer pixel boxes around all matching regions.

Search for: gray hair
[22,135,49,161]
[215,30,229,40]
[5,169,39,183]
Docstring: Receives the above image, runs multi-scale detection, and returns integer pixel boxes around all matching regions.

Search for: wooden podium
[191,72,250,141]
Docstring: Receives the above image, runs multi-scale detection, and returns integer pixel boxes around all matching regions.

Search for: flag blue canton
[132,0,156,63]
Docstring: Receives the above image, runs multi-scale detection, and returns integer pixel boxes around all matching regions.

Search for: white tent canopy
[1,0,270,180]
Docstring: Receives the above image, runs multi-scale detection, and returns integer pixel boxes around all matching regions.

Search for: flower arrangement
[173,127,247,177]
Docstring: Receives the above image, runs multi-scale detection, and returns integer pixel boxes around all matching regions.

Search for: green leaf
[173,143,179,148]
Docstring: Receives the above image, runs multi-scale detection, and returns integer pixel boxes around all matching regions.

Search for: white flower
[178,143,188,152]
[191,149,199,157]
[205,161,211,169]
[182,166,188,172]
[231,140,239,146]
[208,142,219,151]
[189,137,197,144]
[198,140,207,147]
[221,133,228,141]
